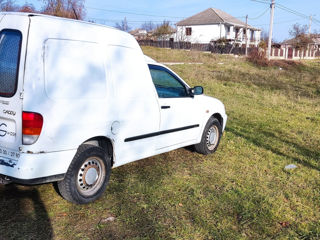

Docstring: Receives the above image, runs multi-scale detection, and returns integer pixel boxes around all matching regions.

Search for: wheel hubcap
[85,168,98,185]
[206,125,219,151]
[77,157,105,196]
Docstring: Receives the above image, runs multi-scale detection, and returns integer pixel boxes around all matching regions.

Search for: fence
[138,40,251,55]
[139,40,320,59]
[270,47,320,60]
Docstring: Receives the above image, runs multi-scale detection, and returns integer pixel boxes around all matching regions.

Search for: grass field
[1,47,319,239]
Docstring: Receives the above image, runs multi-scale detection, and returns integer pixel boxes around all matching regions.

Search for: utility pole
[267,0,275,60]
[245,15,248,56]
[309,15,313,35]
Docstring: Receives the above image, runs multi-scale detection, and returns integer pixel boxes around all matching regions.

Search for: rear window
[0,30,22,97]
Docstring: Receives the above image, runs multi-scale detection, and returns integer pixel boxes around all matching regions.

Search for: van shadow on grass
[0,184,52,240]
[92,150,199,239]
[226,124,320,172]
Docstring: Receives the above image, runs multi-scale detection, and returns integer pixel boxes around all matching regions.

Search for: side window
[0,30,22,98]
[149,65,188,98]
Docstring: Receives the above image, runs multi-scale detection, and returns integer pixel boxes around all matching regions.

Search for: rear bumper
[0,149,76,184]
[1,173,65,185]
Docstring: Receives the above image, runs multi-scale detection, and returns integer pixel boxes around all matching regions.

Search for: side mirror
[190,86,204,96]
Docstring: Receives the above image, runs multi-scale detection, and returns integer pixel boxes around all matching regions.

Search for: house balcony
[226,34,234,40]
[235,36,243,42]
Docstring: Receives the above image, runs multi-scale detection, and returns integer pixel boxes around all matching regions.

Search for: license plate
[0,147,20,168]
[0,147,20,159]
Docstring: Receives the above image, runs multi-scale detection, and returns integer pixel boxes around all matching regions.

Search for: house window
[186,27,192,36]
[235,28,239,38]
[227,26,231,34]
[251,31,254,41]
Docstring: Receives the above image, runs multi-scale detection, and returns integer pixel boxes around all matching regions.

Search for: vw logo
[0,123,7,137]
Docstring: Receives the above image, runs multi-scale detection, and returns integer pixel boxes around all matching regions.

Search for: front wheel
[194,117,222,155]
[57,144,111,204]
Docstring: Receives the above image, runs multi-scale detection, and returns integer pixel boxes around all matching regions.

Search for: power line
[87,7,249,26]
[249,7,269,20]
[87,5,249,22]
[255,18,306,26]
[251,0,320,29]
[250,0,269,5]
[251,0,318,21]
[275,4,320,29]
[87,6,184,19]
[88,17,178,24]
[89,15,246,25]
[276,4,309,19]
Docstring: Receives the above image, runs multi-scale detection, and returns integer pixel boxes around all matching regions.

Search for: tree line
[0,0,173,36]
[114,18,175,38]
[0,0,85,20]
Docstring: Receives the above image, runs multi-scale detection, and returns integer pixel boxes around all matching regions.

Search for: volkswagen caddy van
[0,12,227,204]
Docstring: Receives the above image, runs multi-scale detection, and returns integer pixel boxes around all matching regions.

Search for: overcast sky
[15,0,320,41]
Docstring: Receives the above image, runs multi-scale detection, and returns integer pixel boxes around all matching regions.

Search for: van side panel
[44,39,107,100]
[23,16,160,168]
[23,17,117,154]
[107,46,160,167]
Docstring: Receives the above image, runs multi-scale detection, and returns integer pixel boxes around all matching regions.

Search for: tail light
[22,111,43,145]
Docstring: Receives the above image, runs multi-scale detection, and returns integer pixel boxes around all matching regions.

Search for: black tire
[57,144,111,204]
[194,117,222,155]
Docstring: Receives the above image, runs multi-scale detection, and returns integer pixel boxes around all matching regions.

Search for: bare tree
[115,17,131,32]
[289,23,313,58]
[289,23,308,38]
[0,0,18,11]
[140,21,155,32]
[18,3,36,13]
[41,0,86,20]
[153,21,175,40]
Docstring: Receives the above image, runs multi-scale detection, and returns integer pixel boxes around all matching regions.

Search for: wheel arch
[197,112,224,144]
[83,136,115,166]
[211,113,223,128]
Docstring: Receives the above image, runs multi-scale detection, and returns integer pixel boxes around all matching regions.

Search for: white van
[0,12,227,204]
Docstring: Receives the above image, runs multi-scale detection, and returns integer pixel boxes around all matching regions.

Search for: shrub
[247,48,303,69]
[247,48,269,67]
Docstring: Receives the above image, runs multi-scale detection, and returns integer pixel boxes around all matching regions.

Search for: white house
[130,28,148,40]
[176,8,261,47]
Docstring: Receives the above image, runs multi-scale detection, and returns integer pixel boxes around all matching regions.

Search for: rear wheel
[194,117,222,155]
[57,144,111,204]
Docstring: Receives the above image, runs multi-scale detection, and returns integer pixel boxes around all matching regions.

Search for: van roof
[0,11,120,32]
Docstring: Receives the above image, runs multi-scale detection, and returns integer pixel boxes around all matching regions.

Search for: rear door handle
[161,106,170,109]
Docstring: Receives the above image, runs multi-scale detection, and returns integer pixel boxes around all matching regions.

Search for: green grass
[1,47,319,239]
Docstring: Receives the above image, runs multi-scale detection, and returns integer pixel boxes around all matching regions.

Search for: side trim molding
[124,124,199,142]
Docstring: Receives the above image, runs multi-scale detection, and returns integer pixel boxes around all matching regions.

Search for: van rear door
[0,14,29,163]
